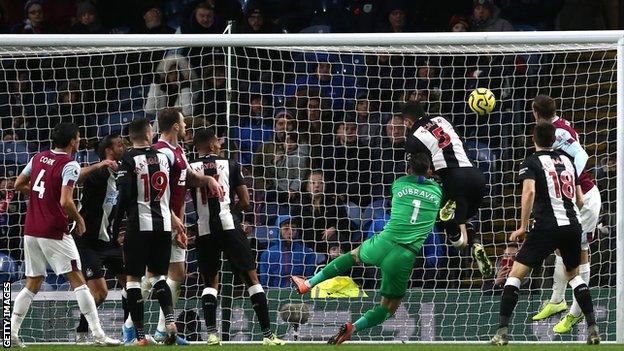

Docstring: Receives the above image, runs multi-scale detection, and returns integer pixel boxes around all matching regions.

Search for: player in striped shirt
[402,101,492,277]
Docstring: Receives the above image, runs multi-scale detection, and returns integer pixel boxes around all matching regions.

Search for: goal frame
[2,31,623,344]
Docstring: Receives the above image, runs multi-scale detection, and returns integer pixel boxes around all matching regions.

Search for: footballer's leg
[292,247,359,295]
[75,244,106,344]
[154,244,188,345]
[196,233,222,346]
[223,228,284,345]
[330,239,413,345]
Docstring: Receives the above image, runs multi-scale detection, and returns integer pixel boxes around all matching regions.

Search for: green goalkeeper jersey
[378,175,443,249]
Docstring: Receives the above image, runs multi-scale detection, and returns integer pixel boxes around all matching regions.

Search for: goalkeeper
[291,153,442,345]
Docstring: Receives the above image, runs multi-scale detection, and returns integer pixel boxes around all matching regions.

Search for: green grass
[19,344,616,351]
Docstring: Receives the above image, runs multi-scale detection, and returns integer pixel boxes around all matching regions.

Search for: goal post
[0,31,622,343]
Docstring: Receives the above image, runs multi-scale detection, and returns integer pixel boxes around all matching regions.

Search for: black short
[123,230,171,277]
[515,224,582,271]
[195,227,255,279]
[438,167,486,223]
[75,237,123,281]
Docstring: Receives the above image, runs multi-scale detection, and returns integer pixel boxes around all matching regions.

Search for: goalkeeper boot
[471,243,492,278]
[490,327,509,346]
[207,333,222,346]
[10,334,26,348]
[553,313,583,334]
[291,276,310,295]
[439,200,456,222]
[327,322,354,345]
[122,325,136,345]
[532,300,567,321]
[262,333,286,345]
[587,325,601,345]
[93,335,122,346]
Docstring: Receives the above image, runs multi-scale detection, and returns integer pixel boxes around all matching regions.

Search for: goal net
[0,35,619,343]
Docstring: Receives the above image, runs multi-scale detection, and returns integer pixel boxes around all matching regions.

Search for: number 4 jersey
[23,150,81,240]
[518,150,581,230]
[405,116,473,171]
[113,147,174,236]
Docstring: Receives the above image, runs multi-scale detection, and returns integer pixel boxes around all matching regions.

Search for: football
[468,88,496,115]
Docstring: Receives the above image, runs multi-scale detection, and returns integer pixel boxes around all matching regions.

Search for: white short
[170,231,186,263]
[24,234,81,277]
[580,186,601,250]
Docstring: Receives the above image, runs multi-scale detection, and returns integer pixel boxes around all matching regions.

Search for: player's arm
[78,159,118,183]
[511,179,535,242]
[554,129,589,177]
[14,157,33,194]
[186,165,224,199]
[60,162,85,235]
[112,157,133,241]
[231,161,249,213]
[575,184,584,209]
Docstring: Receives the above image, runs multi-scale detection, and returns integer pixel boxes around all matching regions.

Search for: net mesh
[0,42,617,342]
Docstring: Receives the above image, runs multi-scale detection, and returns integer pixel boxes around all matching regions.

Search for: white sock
[570,263,591,317]
[549,255,567,304]
[11,288,35,337]
[157,278,181,332]
[450,235,465,249]
[74,284,105,339]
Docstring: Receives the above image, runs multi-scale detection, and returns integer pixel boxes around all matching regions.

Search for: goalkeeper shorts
[358,235,418,299]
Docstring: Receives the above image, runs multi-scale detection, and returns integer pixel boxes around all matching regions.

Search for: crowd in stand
[0,0,619,290]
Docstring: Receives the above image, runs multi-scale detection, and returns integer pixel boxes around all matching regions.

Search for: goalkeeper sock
[248,284,272,338]
[74,284,105,339]
[201,288,218,334]
[153,280,175,326]
[353,305,391,332]
[308,253,356,287]
[570,262,591,317]
[499,277,521,328]
[126,283,145,340]
[77,314,89,333]
[157,278,181,332]
[11,288,35,336]
[569,276,596,327]
[549,255,567,304]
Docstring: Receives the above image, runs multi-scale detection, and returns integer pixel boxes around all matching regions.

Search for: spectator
[449,15,469,32]
[145,54,197,122]
[372,114,407,198]
[252,110,294,192]
[378,0,418,33]
[482,243,534,294]
[181,2,224,34]
[70,1,107,34]
[470,0,514,32]
[2,129,17,142]
[320,117,374,207]
[133,4,176,34]
[233,94,273,167]
[258,215,324,288]
[354,93,383,147]
[330,0,384,33]
[197,59,227,128]
[358,54,416,113]
[291,171,352,256]
[0,165,25,261]
[275,132,310,202]
[11,0,53,34]
[237,2,277,34]
[295,60,356,111]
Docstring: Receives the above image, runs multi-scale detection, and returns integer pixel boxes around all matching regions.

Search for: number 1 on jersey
[410,199,421,224]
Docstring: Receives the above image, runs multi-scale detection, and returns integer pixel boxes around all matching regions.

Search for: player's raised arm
[553,128,589,177]
[186,164,224,199]
[14,158,33,194]
[78,159,118,183]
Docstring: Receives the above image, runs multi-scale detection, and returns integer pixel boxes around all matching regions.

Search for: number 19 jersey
[378,175,442,250]
[405,116,473,171]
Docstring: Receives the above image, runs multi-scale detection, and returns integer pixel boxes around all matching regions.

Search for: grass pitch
[19,344,614,351]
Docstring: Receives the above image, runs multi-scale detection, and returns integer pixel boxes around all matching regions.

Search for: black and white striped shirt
[113,147,174,236]
[405,116,473,171]
[518,150,581,229]
[188,154,244,236]
[79,167,118,243]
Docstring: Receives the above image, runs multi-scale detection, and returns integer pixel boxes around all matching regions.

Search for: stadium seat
[0,141,31,165]
[75,149,100,166]
[98,111,142,137]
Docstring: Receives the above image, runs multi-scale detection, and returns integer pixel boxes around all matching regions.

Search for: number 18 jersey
[378,175,442,250]
[518,150,581,230]
[405,116,473,171]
